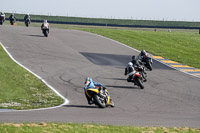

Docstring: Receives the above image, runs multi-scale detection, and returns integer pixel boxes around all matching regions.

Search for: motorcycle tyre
[93,95,106,108]
[136,78,144,89]
[146,61,152,71]
[25,23,29,27]
[43,30,48,37]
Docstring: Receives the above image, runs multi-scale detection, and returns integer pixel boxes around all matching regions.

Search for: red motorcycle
[132,70,145,89]
[41,23,49,37]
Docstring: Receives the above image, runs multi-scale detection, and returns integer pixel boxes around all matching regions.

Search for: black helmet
[132,55,135,60]
[141,50,146,56]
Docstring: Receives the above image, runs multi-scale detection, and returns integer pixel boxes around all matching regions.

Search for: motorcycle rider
[124,62,136,83]
[0,12,6,22]
[41,20,50,33]
[137,49,149,61]
[131,55,147,82]
[84,77,113,106]
[9,13,16,23]
[24,14,31,22]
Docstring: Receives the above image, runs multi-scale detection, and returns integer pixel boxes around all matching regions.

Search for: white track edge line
[0,42,69,112]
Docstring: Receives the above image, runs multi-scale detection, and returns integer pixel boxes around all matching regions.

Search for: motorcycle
[85,87,114,108]
[25,18,30,27]
[0,15,5,25]
[140,54,153,71]
[41,24,49,37]
[10,18,16,25]
[131,69,145,89]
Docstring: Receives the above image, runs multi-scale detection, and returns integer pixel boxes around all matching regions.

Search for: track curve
[0,25,200,127]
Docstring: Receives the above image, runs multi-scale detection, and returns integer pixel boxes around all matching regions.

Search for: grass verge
[0,123,199,133]
[0,44,64,110]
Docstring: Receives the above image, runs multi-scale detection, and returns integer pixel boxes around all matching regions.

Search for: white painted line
[0,42,69,112]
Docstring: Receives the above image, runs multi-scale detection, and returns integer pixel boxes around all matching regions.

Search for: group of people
[0,12,50,33]
[125,50,150,83]
[84,50,152,107]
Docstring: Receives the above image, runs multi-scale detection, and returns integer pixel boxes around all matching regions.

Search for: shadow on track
[105,85,140,89]
[63,105,98,109]
[103,78,127,81]
[26,34,44,37]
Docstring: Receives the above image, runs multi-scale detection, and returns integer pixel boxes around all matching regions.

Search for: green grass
[0,123,199,133]
[0,45,64,110]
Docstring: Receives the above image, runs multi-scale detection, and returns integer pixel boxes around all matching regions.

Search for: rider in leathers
[0,12,6,22]
[9,13,16,23]
[131,55,147,82]
[136,49,149,61]
[84,77,114,105]
[41,20,50,33]
[124,62,136,82]
[24,14,31,22]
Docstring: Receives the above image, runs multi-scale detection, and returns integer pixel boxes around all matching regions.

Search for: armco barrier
[5,18,200,30]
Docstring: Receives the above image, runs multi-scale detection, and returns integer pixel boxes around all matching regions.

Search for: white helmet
[44,20,47,23]
[128,62,133,66]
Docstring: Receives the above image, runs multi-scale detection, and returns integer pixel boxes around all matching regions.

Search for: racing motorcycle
[85,87,114,108]
[24,18,31,27]
[41,24,49,37]
[139,54,153,71]
[10,18,16,25]
[0,15,5,25]
[131,68,145,89]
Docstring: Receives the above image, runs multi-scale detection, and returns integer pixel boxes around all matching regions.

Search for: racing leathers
[84,80,104,105]
[124,62,136,82]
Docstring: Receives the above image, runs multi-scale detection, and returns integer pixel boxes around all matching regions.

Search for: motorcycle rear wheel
[136,78,144,89]
[93,95,106,108]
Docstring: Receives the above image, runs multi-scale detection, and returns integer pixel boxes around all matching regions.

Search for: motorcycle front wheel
[93,95,106,108]
[25,22,29,27]
[146,60,152,71]
[136,78,144,89]
[43,30,48,37]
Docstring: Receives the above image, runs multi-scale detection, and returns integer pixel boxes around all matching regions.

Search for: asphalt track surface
[0,25,200,127]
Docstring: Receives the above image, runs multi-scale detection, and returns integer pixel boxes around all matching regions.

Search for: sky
[1,0,200,22]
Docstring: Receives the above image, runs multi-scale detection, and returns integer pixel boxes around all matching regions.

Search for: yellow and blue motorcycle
[85,87,114,108]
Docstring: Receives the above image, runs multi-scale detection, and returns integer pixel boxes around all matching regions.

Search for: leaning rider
[131,55,147,82]
[124,62,136,83]
[84,77,105,105]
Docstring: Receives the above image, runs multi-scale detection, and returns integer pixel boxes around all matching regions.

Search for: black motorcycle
[10,18,16,25]
[0,15,5,25]
[25,18,30,27]
[140,54,153,71]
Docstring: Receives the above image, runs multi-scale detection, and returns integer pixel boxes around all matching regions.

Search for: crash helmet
[44,20,47,23]
[141,49,146,56]
[85,77,95,88]
[128,62,133,66]
[132,55,135,60]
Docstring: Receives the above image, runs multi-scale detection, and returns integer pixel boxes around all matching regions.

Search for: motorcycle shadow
[103,78,127,81]
[105,85,140,89]
[63,105,98,109]
[26,34,44,37]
